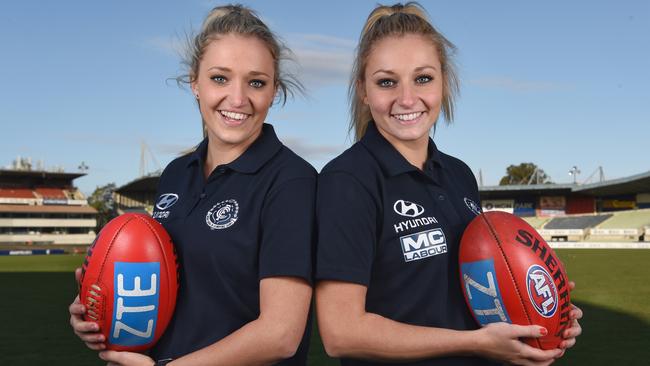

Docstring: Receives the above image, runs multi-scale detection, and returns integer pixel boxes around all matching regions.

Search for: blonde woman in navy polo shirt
[69,5,315,365]
[315,3,582,366]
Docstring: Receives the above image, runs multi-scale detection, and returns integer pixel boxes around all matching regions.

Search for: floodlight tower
[568,165,581,184]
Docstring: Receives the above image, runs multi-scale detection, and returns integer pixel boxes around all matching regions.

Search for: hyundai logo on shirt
[393,199,425,218]
[156,193,179,211]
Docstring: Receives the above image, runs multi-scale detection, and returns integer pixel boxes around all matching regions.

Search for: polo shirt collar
[185,123,282,174]
[360,121,443,178]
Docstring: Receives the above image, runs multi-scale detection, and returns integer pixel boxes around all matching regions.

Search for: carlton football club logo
[206,199,239,230]
[464,197,482,216]
[526,264,558,318]
[393,199,425,218]
[155,193,179,210]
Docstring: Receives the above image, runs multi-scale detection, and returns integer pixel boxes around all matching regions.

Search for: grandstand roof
[480,170,650,198]
[573,170,650,196]
[479,183,575,199]
[0,169,85,180]
[0,169,85,188]
[115,175,160,194]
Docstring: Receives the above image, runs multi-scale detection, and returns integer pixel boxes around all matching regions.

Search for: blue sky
[0,1,648,194]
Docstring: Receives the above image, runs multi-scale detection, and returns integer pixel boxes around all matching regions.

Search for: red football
[459,211,571,349]
[79,213,178,351]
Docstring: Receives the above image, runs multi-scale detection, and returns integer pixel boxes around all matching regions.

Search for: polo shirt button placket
[201,167,225,202]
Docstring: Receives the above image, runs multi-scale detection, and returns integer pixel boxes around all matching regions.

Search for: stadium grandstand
[113,174,159,215]
[0,158,97,253]
[480,169,650,245]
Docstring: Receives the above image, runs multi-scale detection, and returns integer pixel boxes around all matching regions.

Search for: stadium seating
[544,215,612,230]
[522,216,550,229]
[34,188,68,199]
[588,209,650,242]
[0,188,35,199]
[538,214,612,241]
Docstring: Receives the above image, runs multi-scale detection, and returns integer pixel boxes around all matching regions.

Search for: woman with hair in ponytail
[69,5,315,365]
[315,3,582,365]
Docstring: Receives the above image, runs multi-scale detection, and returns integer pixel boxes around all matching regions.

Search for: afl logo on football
[393,200,425,218]
[526,264,558,318]
[156,193,179,211]
[206,199,239,230]
[464,197,481,216]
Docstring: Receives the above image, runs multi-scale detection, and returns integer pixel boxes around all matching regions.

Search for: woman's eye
[377,79,395,88]
[211,75,227,84]
[415,75,433,84]
[249,79,266,88]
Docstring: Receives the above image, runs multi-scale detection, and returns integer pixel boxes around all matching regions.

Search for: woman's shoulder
[159,149,196,178]
[437,149,478,192]
[320,142,376,176]
[271,144,318,179]
[318,142,382,198]
[438,150,472,171]
[438,150,474,176]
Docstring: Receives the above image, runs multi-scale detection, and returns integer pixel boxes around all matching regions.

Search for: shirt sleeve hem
[315,266,370,287]
[259,268,313,286]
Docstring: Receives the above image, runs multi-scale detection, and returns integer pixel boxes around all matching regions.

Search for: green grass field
[1,250,648,365]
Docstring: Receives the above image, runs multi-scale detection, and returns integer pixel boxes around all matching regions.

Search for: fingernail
[540,327,548,336]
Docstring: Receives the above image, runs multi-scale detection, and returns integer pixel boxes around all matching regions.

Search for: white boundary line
[549,242,650,249]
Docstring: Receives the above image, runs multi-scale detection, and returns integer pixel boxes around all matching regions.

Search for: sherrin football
[459,211,571,350]
[79,213,178,351]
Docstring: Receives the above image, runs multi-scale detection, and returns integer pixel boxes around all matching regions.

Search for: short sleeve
[259,176,316,284]
[461,162,481,206]
[316,171,377,286]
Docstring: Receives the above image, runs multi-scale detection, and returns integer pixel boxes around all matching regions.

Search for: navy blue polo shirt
[150,124,316,365]
[317,121,496,366]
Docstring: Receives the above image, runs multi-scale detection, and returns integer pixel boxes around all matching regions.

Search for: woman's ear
[191,82,199,99]
[357,79,368,105]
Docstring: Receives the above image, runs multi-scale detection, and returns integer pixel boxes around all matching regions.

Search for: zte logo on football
[110,262,160,346]
[461,259,511,324]
[400,228,447,262]
[526,264,558,318]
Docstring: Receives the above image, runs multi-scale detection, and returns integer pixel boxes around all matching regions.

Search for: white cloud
[61,132,138,147]
[282,137,344,161]
[469,77,571,92]
[143,36,188,58]
[285,33,355,88]
[291,33,356,49]
[290,49,353,86]
[154,142,197,155]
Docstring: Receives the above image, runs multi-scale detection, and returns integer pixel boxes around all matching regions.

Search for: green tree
[499,163,552,185]
[88,183,117,230]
